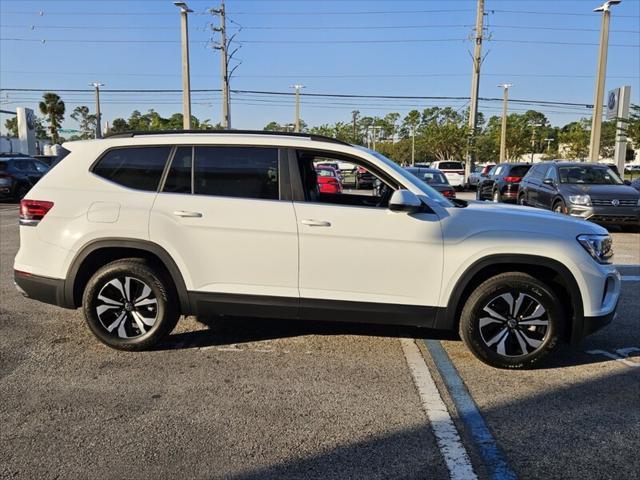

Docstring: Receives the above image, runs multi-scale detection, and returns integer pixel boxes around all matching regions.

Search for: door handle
[173,210,203,218]
[301,219,331,227]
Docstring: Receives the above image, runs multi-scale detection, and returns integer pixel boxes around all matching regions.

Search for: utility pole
[466,0,485,177]
[211,1,231,129]
[529,123,543,162]
[589,0,622,162]
[351,110,359,143]
[411,125,416,166]
[174,2,193,130]
[498,84,512,163]
[291,84,304,132]
[90,82,103,138]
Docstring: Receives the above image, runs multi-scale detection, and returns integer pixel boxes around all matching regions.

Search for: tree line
[4,91,639,165]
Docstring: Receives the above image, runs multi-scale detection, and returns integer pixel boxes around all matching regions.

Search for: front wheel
[553,200,566,214]
[492,189,501,203]
[459,272,564,369]
[82,258,180,350]
[518,193,527,206]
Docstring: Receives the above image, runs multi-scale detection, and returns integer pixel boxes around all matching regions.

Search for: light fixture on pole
[89,82,104,138]
[290,84,305,132]
[174,1,193,130]
[589,0,622,162]
[497,84,513,163]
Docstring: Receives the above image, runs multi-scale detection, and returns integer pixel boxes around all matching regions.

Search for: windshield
[406,168,448,184]
[355,146,454,206]
[558,166,623,185]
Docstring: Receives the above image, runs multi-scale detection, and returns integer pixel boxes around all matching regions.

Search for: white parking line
[400,339,477,480]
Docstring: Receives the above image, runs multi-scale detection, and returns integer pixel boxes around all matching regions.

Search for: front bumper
[583,306,617,337]
[568,204,640,225]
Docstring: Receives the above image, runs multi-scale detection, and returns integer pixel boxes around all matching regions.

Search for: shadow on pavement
[157,315,458,351]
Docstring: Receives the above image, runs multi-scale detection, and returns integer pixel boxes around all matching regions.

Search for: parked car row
[0,153,50,201]
[477,161,640,231]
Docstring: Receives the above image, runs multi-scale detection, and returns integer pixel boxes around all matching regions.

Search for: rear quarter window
[93,146,171,191]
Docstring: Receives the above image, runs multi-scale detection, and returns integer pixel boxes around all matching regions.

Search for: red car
[315,166,343,194]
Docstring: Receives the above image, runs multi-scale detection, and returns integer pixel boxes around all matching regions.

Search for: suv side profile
[477,163,532,203]
[518,162,640,231]
[14,131,620,369]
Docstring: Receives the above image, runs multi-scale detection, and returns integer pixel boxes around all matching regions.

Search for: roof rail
[104,129,352,146]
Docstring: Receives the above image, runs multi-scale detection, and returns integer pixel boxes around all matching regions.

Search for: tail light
[504,176,522,183]
[19,199,54,226]
[442,190,456,198]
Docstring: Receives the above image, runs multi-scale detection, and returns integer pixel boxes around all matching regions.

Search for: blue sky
[1,0,639,134]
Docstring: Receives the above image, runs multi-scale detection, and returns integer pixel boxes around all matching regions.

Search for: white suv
[14,131,620,368]
[431,160,466,189]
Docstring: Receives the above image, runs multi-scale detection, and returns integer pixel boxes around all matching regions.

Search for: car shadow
[156,315,459,351]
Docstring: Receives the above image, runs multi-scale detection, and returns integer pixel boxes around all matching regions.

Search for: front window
[356,147,453,206]
[558,166,623,185]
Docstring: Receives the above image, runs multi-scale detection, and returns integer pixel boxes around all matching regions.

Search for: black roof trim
[104,129,352,146]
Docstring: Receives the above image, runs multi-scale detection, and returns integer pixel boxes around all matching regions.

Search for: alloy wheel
[95,276,158,339]
[478,292,550,357]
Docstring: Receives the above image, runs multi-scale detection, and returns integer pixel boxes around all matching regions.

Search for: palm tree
[39,92,65,144]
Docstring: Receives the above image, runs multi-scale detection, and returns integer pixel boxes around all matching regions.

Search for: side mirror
[543,178,555,186]
[389,190,423,213]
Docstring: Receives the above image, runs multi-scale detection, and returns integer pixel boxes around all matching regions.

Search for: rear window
[93,146,171,191]
[507,165,531,177]
[193,146,279,200]
[437,162,464,170]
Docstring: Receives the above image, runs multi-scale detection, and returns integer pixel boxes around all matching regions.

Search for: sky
[0,0,639,134]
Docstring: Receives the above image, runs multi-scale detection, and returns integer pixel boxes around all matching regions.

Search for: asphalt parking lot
[1,200,638,480]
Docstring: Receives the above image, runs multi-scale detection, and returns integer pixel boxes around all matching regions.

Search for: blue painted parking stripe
[424,340,518,480]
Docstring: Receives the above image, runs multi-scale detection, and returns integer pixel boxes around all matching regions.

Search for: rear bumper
[14,270,73,309]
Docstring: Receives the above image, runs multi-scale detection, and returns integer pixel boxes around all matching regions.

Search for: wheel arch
[64,238,192,314]
[436,254,584,343]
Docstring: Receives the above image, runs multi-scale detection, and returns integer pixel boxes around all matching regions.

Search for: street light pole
[589,0,621,162]
[90,82,104,138]
[290,84,304,132]
[174,2,193,130]
[498,84,513,163]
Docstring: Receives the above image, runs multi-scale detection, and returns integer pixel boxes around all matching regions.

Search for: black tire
[476,188,482,201]
[492,189,501,203]
[518,193,527,206]
[459,272,564,369]
[553,199,566,214]
[82,258,180,351]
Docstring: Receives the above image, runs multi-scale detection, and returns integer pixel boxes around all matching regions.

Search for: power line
[491,9,639,19]
[0,87,596,108]
[3,37,639,47]
[2,69,638,80]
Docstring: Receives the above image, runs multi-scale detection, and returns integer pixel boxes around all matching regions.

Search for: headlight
[569,194,591,206]
[577,234,613,264]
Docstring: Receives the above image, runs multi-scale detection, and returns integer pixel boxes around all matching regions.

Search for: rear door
[150,145,299,301]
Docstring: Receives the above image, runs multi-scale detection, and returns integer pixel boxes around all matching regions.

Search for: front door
[292,150,444,324]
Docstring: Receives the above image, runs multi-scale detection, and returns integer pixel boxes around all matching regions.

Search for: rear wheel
[492,189,501,203]
[518,193,527,206]
[82,258,180,350]
[459,272,564,369]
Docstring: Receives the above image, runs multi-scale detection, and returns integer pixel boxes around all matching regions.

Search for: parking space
[1,200,638,479]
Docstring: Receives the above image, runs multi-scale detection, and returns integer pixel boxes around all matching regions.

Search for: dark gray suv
[518,162,640,231]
